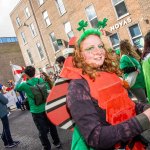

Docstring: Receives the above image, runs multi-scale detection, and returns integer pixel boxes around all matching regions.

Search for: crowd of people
[1,22,150,150]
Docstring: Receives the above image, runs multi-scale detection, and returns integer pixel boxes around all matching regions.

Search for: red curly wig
[73,35,122,80]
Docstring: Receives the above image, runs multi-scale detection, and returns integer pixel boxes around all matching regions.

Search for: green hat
[77,18,108,46]
[78,28,101,45]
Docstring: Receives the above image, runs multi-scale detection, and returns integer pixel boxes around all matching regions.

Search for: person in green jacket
[142,31,150,102]
[119,40,147,103]
[15,66,61,150]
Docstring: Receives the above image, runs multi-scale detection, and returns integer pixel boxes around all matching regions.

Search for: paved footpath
[0,109,72,150]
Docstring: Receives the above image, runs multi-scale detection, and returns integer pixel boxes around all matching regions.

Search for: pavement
[0,96,138,150]
[0,109,72,150]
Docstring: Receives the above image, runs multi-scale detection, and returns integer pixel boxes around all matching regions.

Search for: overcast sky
[0,0,20,37]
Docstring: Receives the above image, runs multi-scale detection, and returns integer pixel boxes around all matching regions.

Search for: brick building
[10,0,150,73]
[0,37,25,84]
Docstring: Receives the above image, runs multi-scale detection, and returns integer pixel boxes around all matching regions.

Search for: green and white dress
[120,54,145,89]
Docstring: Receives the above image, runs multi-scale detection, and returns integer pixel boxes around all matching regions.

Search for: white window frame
[29,23,37,37]
[36,42,45,60]
[20,32,27,45]
[128,23,143,47]
[55,0,66,15]
[112,0,129,20]
[24,7,31,18]
[16,17,21,27]
[109,33,120,50]
[85,4,98,28]
[27,49,34,64]
[42,10,51,27]
[49,32,59,53]
[38,0,44,6]
[64,22,74,39]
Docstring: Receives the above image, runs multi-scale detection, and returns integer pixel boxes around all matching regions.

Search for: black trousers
[1,115,13,146]
[32,112,60,150]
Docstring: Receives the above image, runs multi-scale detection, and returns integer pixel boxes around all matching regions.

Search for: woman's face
[80,35,105,67]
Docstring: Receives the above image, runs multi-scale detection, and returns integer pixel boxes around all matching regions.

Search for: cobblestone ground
[0,109,72,150]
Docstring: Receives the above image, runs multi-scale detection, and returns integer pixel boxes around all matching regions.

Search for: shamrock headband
[77,18,108,46]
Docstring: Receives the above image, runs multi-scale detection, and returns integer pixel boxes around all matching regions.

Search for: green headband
[77,18,108,46]
[78,28,101,45]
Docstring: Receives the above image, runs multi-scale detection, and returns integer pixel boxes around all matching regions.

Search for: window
[110,33,120,50]
[129,24,143,48]
[36,42,45,59]
[64,22,74,39]
[38,0,44,6]
[42,11,51,27]
[29,23,37,37]
[24,7,31,18]
[16,17,21,27]
[85,5,98,28]
[112,0,128,18]
[55,0,66,15]
[49,32,59,52]
[27,49,34,64]
[20,32,27,44]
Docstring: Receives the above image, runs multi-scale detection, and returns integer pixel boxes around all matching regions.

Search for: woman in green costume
[142,31,150,102]
[119,40,147,103]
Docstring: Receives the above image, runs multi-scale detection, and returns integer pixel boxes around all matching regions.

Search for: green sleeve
[15,82,26,91]
[119,55,130,69]
[142,58,150,101]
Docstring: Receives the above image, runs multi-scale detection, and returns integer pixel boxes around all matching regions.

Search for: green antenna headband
[77,18,108,46]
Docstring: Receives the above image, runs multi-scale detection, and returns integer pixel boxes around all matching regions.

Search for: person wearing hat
[59,19,150,149]
[0,86,20,148]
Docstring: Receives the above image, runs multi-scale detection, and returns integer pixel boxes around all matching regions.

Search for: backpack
[27,79,48,106]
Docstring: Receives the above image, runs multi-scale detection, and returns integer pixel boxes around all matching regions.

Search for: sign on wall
[110,17,132,31]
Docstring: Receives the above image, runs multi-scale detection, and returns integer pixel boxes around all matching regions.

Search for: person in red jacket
[59,20,150,149]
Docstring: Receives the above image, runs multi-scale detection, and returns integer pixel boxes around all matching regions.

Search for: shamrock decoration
[97,18,108,29]
[77,20,88,32]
